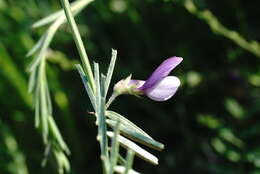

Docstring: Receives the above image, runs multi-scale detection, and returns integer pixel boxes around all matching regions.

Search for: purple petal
[144,76,180,101]
[139,57,183,91]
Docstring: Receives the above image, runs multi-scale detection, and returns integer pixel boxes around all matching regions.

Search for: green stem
[124,150,135,174]
[60,0,95,92]
[106,93,118,109]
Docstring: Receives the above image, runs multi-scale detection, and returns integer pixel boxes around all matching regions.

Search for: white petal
[145,76,180,101]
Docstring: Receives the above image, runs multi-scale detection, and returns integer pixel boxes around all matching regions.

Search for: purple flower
[113,57,183,101]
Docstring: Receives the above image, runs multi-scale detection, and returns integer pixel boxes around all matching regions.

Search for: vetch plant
[27,0,93,173]
[108,57,182,107]
[27,0,183,173]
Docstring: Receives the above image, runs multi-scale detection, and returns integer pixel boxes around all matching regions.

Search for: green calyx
[113,75,143,97]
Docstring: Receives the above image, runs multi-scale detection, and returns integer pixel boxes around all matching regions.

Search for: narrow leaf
[106,119,164,151]
[104,49,117,97]
[28,67,39,93]
[44,79,52,115]
[41,143,51,167]
[100,74,109,155]
[28,17,63,72]
[94,62,109,172]
[109,119,121,174]
[53,149,70,174]
[32,0,93,28]
[48,116,70,154]
[75,64,96,109]
[39,75,48,144]
[27,44,47,72]
[94,62,101,113]
[35,89,40,127]
[101,74,110,170]
[117,154,126,165]
[26,34,46,57]
[106,111,152,139]
[107,131,159,165]
[124,150,135,174]
[114,166,140,174]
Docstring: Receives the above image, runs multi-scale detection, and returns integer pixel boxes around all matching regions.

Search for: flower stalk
[106,93,118,109]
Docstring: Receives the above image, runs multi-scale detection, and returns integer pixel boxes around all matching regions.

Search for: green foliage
[1,0,260,174]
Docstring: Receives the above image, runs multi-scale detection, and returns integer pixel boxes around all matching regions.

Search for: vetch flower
[107,57,183,107]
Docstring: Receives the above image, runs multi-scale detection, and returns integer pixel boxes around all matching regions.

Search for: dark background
[1,0,260,173]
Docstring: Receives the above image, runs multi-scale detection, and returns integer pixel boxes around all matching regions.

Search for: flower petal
[144,76,180,101]
[139,57,183,91]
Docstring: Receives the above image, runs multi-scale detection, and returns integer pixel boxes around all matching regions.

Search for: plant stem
[106,93,118,109]
[60,0,95,92]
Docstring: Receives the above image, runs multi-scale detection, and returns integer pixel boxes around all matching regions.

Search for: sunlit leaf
[105,49,117,97]
[106,119,164,151]
[107,131,159,165]
[114,166,140,174]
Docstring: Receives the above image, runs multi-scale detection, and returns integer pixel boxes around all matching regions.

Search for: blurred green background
[1,0,260,173]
